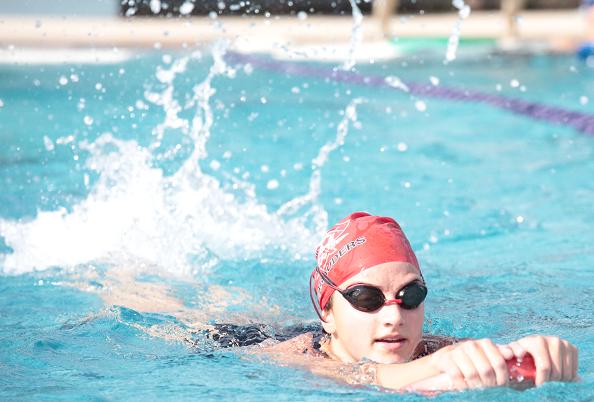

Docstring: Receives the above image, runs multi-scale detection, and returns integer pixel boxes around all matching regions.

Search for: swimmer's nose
[379,301,405,327]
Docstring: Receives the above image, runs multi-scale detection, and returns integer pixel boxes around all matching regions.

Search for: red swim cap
[310,212,420,312]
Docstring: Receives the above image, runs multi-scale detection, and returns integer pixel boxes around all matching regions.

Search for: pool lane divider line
[226,52,594,137]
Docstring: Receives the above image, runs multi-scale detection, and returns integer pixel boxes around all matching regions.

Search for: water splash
[277,98,364,234]
[341,0,364,71]
[446,0,471,63]
[0,43,327,276]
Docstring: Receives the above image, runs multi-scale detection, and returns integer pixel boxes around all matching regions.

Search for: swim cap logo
[316,219,367,276]
[315,219,351,271]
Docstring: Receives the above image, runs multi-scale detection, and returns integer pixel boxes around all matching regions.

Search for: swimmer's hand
[505,335,578,386]
[375,339,512,391]
[428,339,512,390]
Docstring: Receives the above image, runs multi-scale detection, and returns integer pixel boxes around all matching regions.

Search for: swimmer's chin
[365,352,411,365]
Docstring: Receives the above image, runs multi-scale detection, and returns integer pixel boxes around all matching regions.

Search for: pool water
[1,45,593,401]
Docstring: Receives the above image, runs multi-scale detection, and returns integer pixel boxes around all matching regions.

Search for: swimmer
[254,212,579,391]
[83,212,579,392]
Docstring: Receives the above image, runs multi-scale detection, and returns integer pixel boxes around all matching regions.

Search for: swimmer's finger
[568,342,579,381]
[442,357,469,390]
[496,344,514,361]
[481,340,509,386]
[464,340,498,387]
[507,341,527,360]
[562,341,574,382]
[547,337,563,382]
[521,336,552,386]
[456,343,488,388]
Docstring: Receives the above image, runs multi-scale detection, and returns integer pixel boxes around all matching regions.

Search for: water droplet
[266,179,279,190]
[208,11,218,19]
[397,142,408,152]
[429,76,440,86]
[297,11,308,20]
[43,136,55,151]
[70,74,79,82]
[135,100,147,110]
[179,1,195,15]
[0,99,4,108]
[209,160,221,170]
[95,83,103,91]
[58,76,68,86]
[510,79,520,88]
[260,165,269,173]
[291,86,300,94]
[293,163,303,171]
[218,1,226,10]
[403,181,411,188]
[516,215,525,224]
[334,198,343,205]
[150,0,161,14]
[385,76,409,92]
[83,116,94,126]
[223,151,232,159]
[415,100,427,112]
[580,96,589,105]
[260,97,267,104]
[243,63,253,75]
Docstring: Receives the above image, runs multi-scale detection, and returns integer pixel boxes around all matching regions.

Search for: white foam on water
[0,42,345,277]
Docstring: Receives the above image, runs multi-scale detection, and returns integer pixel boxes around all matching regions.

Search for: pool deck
[0,10,588,62]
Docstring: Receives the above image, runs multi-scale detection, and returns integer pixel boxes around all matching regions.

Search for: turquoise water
[1,48,593,400]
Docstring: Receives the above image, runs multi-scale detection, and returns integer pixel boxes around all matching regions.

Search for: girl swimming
[84,211,579,392]
[255,212,579,391]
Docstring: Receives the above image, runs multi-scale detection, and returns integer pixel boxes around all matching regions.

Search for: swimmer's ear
[320,308,336,335]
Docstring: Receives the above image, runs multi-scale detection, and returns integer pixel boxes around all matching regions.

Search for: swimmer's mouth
[375,336,407,344]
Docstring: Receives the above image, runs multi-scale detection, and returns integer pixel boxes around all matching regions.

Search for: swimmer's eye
[341,282,427,312]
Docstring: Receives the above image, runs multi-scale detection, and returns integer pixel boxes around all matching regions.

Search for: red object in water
[507,354,536,382]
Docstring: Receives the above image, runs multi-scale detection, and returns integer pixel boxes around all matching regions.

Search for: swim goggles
[310,266,427,320]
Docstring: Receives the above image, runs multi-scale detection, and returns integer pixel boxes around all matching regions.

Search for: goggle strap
[309,272,327,323]
[315,265,340,290]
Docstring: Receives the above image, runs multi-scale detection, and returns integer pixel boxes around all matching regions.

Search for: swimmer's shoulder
[413,334,462,359]
[255,332,325,357]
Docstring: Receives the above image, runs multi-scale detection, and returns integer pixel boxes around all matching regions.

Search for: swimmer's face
[321,262,424,364]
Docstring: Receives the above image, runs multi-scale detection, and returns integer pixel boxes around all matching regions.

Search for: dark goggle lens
[398,282,428,310]
[343,282,427,312]
[343,286,385,312]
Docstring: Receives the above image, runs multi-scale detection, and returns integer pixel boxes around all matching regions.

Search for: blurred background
[0,0,590,50]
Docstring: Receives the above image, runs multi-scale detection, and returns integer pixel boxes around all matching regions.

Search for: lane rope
[226,52,594,136]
